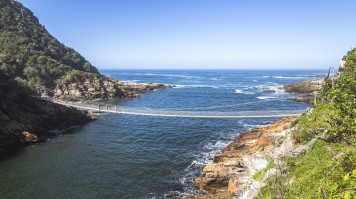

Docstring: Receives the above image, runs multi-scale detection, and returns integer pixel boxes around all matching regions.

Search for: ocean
[0,70,325,199]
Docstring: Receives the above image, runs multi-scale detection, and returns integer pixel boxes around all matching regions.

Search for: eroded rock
[0,97,94,153]
[283,78,324,96]
[37,74,173,101]
[190,117,298,198]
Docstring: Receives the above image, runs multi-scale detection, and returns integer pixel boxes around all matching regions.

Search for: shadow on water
[0,124,87,161]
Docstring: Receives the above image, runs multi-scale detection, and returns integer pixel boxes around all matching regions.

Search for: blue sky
[18,0,356,70]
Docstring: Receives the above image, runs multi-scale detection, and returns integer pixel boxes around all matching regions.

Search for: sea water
[0,70,325,199]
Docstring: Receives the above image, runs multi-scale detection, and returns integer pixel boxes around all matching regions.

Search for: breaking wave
[235,89,254,94]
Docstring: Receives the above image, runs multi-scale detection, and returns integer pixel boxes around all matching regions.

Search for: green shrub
[258,48,356,198]
[0,0,100,89]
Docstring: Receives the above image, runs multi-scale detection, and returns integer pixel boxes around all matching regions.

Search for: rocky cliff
[188,117,298,198]
[283,78,324,103]
[0,97,94,153]
[45,72,170,101]
[0,72,94,154]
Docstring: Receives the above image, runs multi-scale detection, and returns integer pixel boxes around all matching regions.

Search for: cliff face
[0,97,94,153]
[0,72,94,153]
[49,73,170,101]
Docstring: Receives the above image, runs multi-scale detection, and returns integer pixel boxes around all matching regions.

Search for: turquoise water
[0,70,325,198]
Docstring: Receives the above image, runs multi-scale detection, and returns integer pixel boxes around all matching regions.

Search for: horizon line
[98,68,331,71]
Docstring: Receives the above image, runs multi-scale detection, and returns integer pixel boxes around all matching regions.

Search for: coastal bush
[258,48,356,198]
[0,70,32,99]
[316,48,356,142]
[292,102,332,143]
[291,48,356,143]
[0,0,100,89]
[327,70,356,142]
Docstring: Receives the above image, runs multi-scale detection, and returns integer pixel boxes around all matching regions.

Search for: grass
[256,140,356,198]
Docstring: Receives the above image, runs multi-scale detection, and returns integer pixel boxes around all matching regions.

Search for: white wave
[209,77,222,81]
[234,89,243,93]
[273,76,307,79]
[189,141,229,166]
[177,139,231,187]
[174,84,230,89]
[168,128,242,199]
[256,75,314,79]
[235,89,254,94]
[243,123,268,130]
[144,73,200,79]
[252,84,284,93]
[256,96,277,100]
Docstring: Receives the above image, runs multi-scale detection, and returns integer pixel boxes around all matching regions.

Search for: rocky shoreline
[0,97,95,154]
[187,77,328,198]
[0,72,172,154]
[283,77,324,103]
[188,117,298,198]
[38,73,173,101]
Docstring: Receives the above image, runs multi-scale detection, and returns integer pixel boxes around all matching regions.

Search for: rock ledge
[187,117,298,198]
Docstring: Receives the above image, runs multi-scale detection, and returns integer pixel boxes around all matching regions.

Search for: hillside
[0,0,99,86]
[248,49,356,198]
[264,48,355,198]
[0,0,169,153]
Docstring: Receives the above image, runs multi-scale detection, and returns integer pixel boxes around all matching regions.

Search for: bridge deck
[52,100,303,119]
[35,85,304,119]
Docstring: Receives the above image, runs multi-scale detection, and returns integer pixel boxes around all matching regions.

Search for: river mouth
[0,70,324,198]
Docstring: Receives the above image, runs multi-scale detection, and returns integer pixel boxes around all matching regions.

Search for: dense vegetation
[257,49,356,198]
[0,0,99,89]
[294,48,356,144]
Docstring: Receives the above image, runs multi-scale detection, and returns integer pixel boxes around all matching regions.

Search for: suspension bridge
[35,85,305,119]
[34,87,305,119]
[33,67,340,119]
[40,97,304,119]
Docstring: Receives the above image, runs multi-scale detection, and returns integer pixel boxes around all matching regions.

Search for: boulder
[20,131,38,143]
[283,78,324,96]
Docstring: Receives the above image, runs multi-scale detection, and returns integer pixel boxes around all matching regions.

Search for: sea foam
[235,89,254,94]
